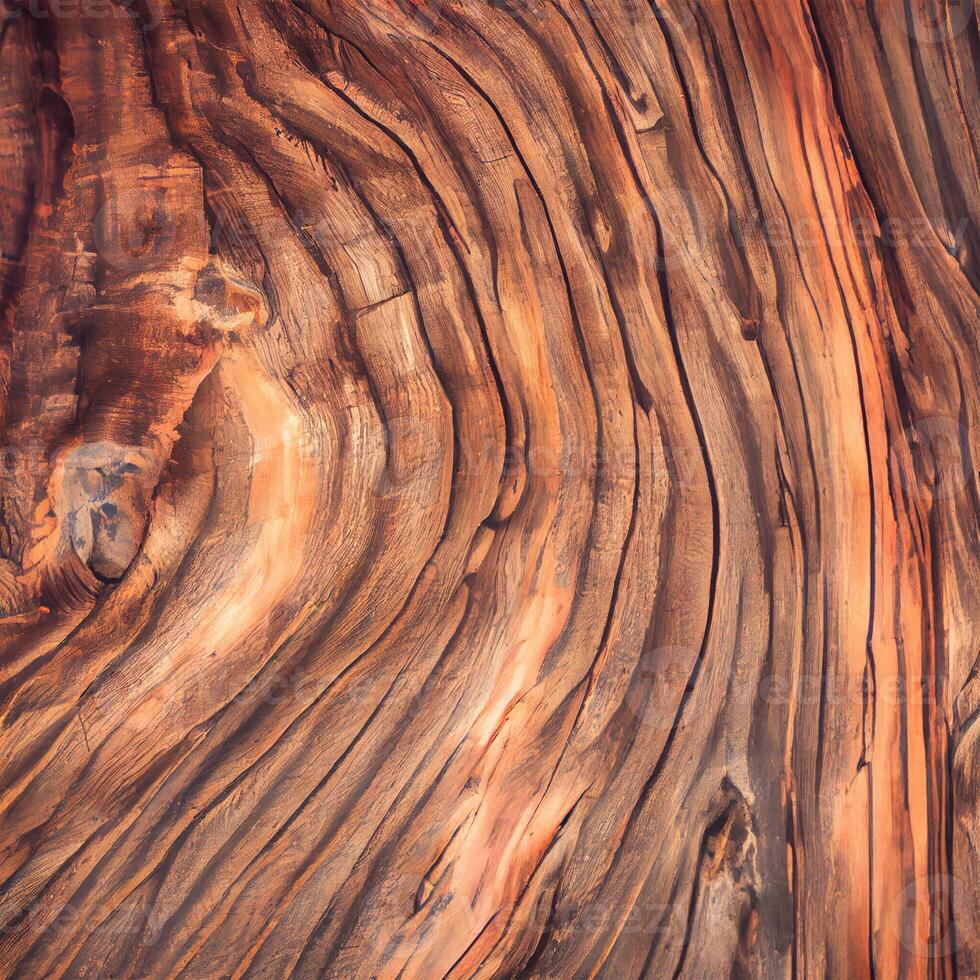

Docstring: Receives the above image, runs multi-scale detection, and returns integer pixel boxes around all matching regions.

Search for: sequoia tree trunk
[0,0,977,977]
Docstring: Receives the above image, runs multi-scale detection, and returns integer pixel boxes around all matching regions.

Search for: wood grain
[0,0,977,976]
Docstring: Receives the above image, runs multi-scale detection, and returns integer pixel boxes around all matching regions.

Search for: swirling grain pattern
[0,0,977,976]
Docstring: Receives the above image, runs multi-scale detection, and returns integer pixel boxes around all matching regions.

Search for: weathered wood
[0,0,976,976]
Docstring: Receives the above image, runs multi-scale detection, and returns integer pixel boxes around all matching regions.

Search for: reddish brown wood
[0,1,977,976]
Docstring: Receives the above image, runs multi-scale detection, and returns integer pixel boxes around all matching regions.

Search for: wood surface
[0,0,977,976]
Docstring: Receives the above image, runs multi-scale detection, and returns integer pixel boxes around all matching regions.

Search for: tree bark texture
[0,0,977,977]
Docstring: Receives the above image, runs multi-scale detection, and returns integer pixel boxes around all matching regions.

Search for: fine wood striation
[0,0,976,977]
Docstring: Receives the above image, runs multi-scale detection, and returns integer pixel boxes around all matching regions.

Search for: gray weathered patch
[61,442,161,580]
